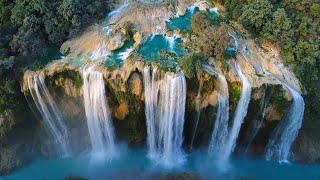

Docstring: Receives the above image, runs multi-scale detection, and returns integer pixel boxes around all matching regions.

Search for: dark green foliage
[180,53,206,79]
[228,81,241,112]
[218,0,320,130]
[0,0,113,136]
[239,0,273,33]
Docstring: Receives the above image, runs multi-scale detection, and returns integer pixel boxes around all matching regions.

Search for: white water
[209,7,219,15]
[228,33,239,52]
[143,66,187,168]
[81,65,116,160]
[221,64,252,170]
[118,48,134,61]
[203,65,229,156]
[107,0,129,17]
[265,79,305,162]
[188,1,205,14]
[27,74,70,156]
[102,26,112,38]
[165,36,176,53]
[91,43,110,61]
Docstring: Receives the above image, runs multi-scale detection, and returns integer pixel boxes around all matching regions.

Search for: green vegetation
[228,81,241,112]
[181,11,233,78]
[189,11,231,60]
[215,0,320,134]
[180,53,206,78]
[0,0,113,134]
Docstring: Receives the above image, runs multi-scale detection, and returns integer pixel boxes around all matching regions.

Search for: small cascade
[188,1,204,14]
[165,36,176,53]
[107,0,129,17]
[228,33,239,53]
[143,66,187,168]
[189,79,203,149]
[91,43,110,61]
[221,64,252,169]
[102,26,112,38]
[265,77,305,162]
[81,65,116,160]
[209,7,219,15]
[118,47,134,61]
[27,74,70,156]
[203,65,229,155]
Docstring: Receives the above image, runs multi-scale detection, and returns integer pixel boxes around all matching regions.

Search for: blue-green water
[166,8,218,32]
[103,40,135,66]
[2,148,319,180]
[29,47,64,70]
[166,8,199,32]
[137,35,183,61]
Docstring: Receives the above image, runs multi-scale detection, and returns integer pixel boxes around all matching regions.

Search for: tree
[213,23,231,60]
[239,0,273,33]
[261,8,293,41]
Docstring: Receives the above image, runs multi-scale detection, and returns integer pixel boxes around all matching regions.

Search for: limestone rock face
[128,72,143,97]
[114,102,129,120]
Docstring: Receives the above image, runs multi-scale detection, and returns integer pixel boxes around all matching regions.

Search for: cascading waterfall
[203,65,229,155]
[107,0,129,17]
[118,48,134,61]
[27,74,70,156]
[228,33,239,52]
[189,1,204,14]
[265,78,305,162]
[143,66,187,168]
[81,65,116,160]
[165,36,176,53]
[220,64,252,169]
[144,67,159,158]
[209,7,219,15]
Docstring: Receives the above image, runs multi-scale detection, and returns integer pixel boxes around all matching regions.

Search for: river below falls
[1,147,319,180]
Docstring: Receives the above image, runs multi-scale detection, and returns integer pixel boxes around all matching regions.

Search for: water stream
[203,65,229,157]
[220,63,252,170]
[81,65,116,161]
[143,66,187,168]
[27,74,70,156]
[265,74,305,162]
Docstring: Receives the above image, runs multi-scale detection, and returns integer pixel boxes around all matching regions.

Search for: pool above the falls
[137,35,183,62]
[2,148,319,180]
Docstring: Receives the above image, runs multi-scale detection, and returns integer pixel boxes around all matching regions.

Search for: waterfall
[118,47,134,61]
[203,65,229,155]
[144,67,159,158]
[91,43,110,61]
[102,26,112,38]
[188,1,204,14]
[81,65,116,160]
[27,74,70,156]
[209,7,219,15]
[265,81,305,162]
[165,36,176,53]
[143,66,187,168]
[221,64,252,169]
[228,33,239,51]
[107,0,129,17]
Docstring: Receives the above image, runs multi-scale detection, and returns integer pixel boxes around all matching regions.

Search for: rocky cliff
[1,0,318,175]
